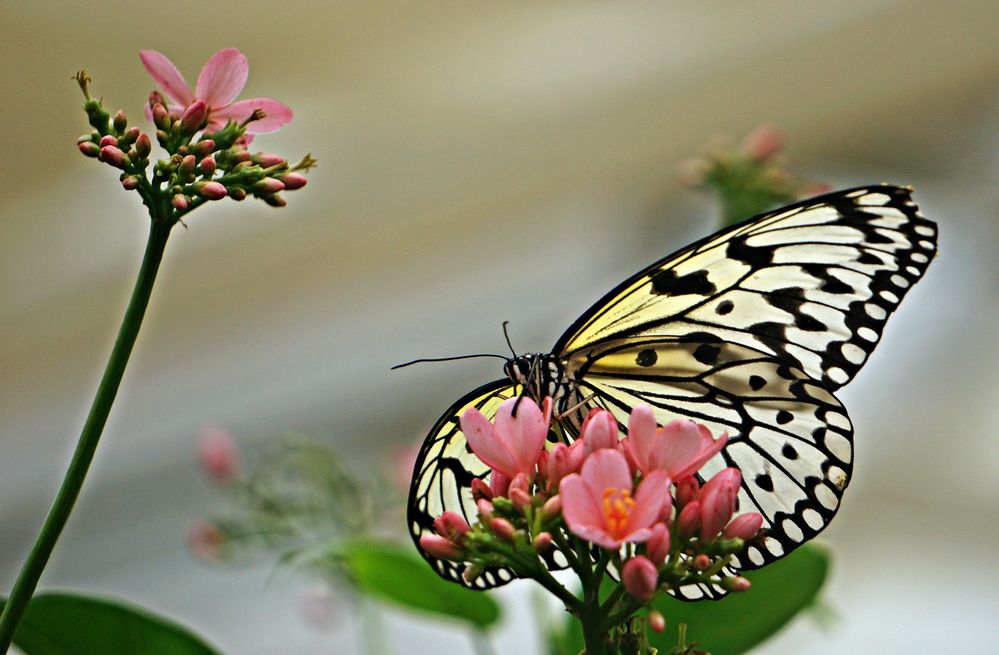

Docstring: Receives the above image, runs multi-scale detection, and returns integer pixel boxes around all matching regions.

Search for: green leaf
[549,544,830,655]
[0,592,221,655]
[337,538,500,629]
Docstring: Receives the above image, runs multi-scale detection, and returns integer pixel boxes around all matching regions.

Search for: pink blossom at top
[560,449,670,550]
[140,48,293,133]
[460,397,551,482]
[621,405,726,479]
[198,425,241,482]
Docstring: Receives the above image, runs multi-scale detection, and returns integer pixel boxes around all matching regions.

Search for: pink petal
[567,523,621,550]
[493,398,548,476]
[626,469,670,534]
[212,98,293,133]
[626,405,657,470]
[618,526,653,544]
[669,428,727,480]
[580,449,633,497]
[560,474,608,536]
[582,410,618,453]
[196,48,249,107]
[460,408,517,476]
[139,50,193,106]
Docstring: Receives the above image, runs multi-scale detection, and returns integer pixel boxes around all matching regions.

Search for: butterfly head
[503,353,571,402]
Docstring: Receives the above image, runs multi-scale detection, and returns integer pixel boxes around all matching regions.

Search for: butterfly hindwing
[555,185,937,391]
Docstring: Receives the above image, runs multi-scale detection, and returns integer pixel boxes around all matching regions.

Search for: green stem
[0,219,173,652]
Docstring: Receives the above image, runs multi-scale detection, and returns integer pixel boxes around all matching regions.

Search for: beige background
[2,1,998,653]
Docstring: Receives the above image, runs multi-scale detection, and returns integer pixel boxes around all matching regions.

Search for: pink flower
[621,556,658,602]
[723,512,763,541]
[560,449,670,550]
[579,408,619,453]
[197,425,241,482]
[742,124,783,161]
[699,468,742,540]
[460,397,551,482]
[545,441,586,486]
[622,406,726,479]
[140,48,292,134]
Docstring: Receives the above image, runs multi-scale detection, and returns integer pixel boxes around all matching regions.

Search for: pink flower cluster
[419,397,765,602]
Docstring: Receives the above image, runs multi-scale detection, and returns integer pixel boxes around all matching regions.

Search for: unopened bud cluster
[74,71,312,223]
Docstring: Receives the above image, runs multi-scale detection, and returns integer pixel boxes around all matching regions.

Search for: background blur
[2,2,998,653]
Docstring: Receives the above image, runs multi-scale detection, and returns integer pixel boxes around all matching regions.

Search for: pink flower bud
[252,152,286,168]
[193,139,216,157]
[99,134,118,148]
[196,181,228,201]
[580,409,618,453]
[510,487,532,512]
[541,494,562,521]
[692,554,711,571]
[433,511,471,543]
[546,442,585,486]
[675,475,700,507]
[155,129,169,146]
[121,176,140,191]
[230,148,251,163]
[78,141,100,158]
[278,172,308,190]
[187,519,225,561]
[98,145,127,168]
[133,133,151,158]
[264,194,287,208]
[113,110,127,132]
[648,609,665,633]
[723,512,763,541]
[471,477,493,501]
[677,500,701,539]
[180,154,197,177]
[646,522,670,567]
[199,156,217,175]
[172,194,191,210]
[252,178,285,194]
[699,468,741,541]
[149,90,166,108]
[622,556,658,602]
[122,127,141,147]
[152,104,170,130]
[742,124,783,161]
[229,187,247,201]
[198,426,240,482]
[533,532,553,552]
[490,518,516,542]
[727,576,751,592]
[476,498,494,522]
[419,534,463,561]
[180,100,208,135]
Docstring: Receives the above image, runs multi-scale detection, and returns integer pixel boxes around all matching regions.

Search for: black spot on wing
[636,349,658,367]
[650,268,716,296]
[693,343,722,365]
[726,235,773,268]
[716,299,734,315]
[749,375,766,390]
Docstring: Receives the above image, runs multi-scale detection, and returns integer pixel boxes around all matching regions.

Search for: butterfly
[406,184,937,594]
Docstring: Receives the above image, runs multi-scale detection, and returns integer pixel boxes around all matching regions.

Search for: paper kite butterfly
[405,184,937,595]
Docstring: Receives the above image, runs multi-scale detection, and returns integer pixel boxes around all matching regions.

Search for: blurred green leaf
[0,592,220,655]
[338,538,500,629]
[549,544,830,655]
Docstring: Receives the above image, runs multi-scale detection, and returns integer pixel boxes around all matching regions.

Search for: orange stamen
[602,487,636,538]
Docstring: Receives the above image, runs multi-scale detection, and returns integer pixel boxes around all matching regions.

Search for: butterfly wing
[555,185,936,572]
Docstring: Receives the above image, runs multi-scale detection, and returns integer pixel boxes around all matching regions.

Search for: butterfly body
[407,185,937,595]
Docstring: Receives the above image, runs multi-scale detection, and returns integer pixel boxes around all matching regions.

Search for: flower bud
[193,139,216,157]
[489,518,516,542]
[462,564,484,584]
[433,511,471,544]
[195,181,228,201]
[198,426,240,482]
[646,522,670,567]
[98,145,127,169]
[533,532,553,552]
[692,554,711,571]
[122,126,141,146]
[171,194,191,210]
[252,178,285,194]
[648,610,665,633]
[134,133,151,159]
[540,494,562,521]
[621,556,658,602]
[229,187,247,201]
[546,442,585,486]
[121,175,140,190]
[723,512,763,541]
[180,100,208,135]
[263,193,287,208]
[78,141,100,158]
[252,152,286,168]
[199,155,217,175]
[187,519,225,561]
[148,90,166,108]
[510,487,532,513]
[277,172,308,190]
[724,576,751,592]
[580,409,618,453]
[675,476,700,508]
[677,500,701,539]
[476,498,494,523]
[113,110,127,133]
[419,534,463,561]
[99,134,118,148]
[152,104,170,130]
[155,129,169,146]
[180,154,197,178]
[699,468,741,541]
[471,477,493,502]
[742,124,783,161]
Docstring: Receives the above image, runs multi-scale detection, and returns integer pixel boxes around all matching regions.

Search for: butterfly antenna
[391,353,508,370]
[501,321,517,358]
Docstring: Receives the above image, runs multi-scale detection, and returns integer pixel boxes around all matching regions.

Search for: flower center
[602,487,636,538]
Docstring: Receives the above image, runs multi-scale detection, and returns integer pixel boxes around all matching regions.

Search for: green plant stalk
[0,219,173,652]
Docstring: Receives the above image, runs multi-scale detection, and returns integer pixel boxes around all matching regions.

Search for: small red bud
[419,534,463,561]
[121,175,140,190]
[171,194,191,210]
[134,133,151,158]
[180,155,197,177]
[113,110,127,133]
[78,141,100,158]
[471,478,493,502]
[193,139,215,157]
[252,152,286,168]
[98,145,127,169]
[229,187,247,201]
[264,194,287,207]
[148,90,166,108]
[278,172,308,190]
[489,518,516,542]
[122,126,141,145]
[533,532,553,552]
[252,178,285,194]
[195,181,228,200]
[541,494,562,521]
[99,135,118,148]
[727,576,751,592]
[155,130,169,146]
[199,156,217,175]
[180,100,208,135]
[510,487,532,512]
[648,610,665,633]
[152,104,170,130]
[692,554,711,571]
